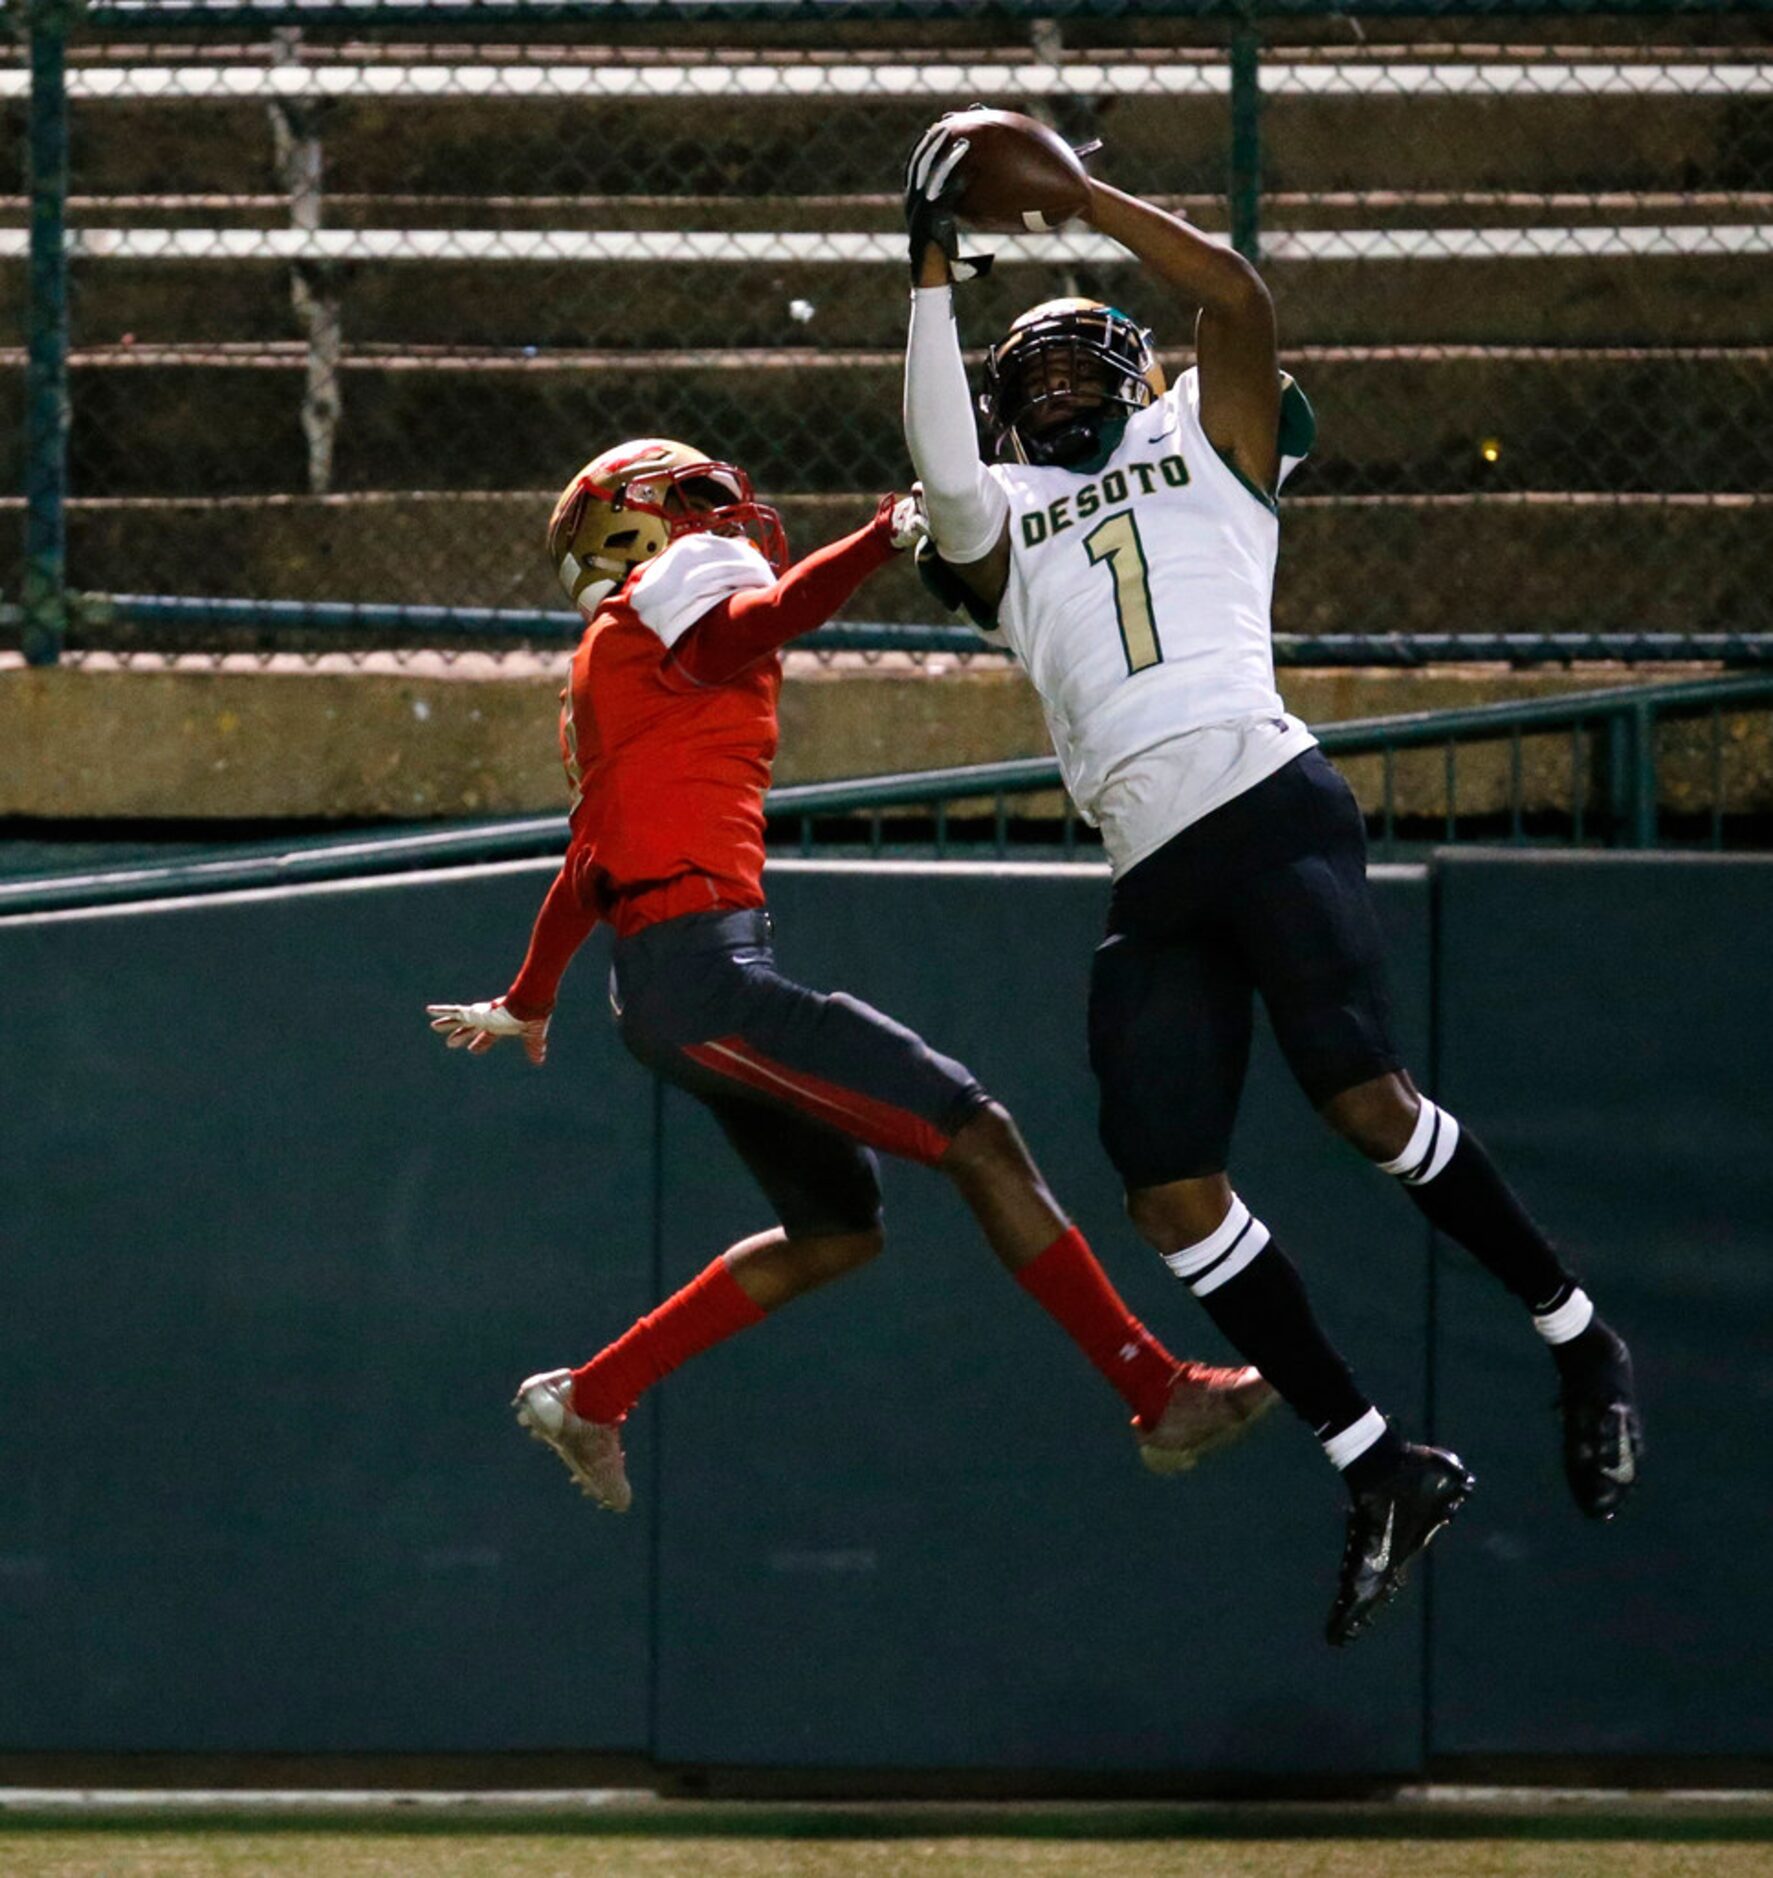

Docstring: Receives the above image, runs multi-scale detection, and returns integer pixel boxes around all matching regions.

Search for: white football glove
[888,487,930,552]
[426,997,550,1067]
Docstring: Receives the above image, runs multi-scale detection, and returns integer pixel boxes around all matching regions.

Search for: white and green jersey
[984,367,1316,875]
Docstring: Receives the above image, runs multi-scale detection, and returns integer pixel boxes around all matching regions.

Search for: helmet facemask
[610,461,789,576]
[981,304,1163,471]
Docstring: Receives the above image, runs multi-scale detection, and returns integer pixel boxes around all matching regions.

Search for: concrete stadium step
[46,47,1768,102]
[39,47,1771,200]
[1259,84,1769,197]
[1281,495,1770,639]
[29,490,1767,639]
[24,247,1772,349]
[12,345,1768,500]
[11,187,1771,234]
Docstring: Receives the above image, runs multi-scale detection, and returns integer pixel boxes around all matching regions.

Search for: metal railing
[8,0,1773,664]
[3,672,1765,920]
[14,591,1773,666]
[773,672,1773,856]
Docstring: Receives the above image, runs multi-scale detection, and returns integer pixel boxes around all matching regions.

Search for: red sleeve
[504,856,601,1019]
[669,497,900,686]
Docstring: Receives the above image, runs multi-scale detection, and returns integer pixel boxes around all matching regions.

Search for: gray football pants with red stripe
[610,906,991,1237]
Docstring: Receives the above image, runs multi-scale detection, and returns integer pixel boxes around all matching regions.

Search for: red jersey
[562,533,784,934]
[503,504,899,1017]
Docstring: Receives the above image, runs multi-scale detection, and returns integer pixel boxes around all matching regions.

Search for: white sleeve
[628,534,775,649]
[904,285,1011,566]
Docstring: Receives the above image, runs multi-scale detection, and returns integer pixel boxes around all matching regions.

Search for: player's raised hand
[878,487,930,552]
[903,114,993,283]
[426,997,550,1066]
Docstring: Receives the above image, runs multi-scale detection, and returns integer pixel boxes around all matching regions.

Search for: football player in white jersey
[900,122,1644,1646]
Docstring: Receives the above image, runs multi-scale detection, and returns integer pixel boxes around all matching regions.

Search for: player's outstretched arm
[900,119,1012,616]
[903,282,1012,613]
[426,858,600,1066]
[901,282,1011,620]
[1084,181,1281,496]
[668,495,923,685]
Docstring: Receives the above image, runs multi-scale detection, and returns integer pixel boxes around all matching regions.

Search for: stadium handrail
[23,341,1772,364]
[3,671,1768,918]
[12,227,1772,263]
[63,0,1773,33]
[13,59,1773,101]
[23,595,1773,664]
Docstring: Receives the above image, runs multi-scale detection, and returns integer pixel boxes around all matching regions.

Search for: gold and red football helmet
[546,437,788,612]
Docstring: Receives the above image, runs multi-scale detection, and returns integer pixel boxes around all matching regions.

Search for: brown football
[943,109,1094,233]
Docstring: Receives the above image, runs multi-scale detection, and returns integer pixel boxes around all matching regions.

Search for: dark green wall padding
[1,853,1767,1771]
[1428,853,1773,1760]
[0,869,655,1753]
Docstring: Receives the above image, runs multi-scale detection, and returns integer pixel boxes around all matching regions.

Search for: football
[942,108,1096,232]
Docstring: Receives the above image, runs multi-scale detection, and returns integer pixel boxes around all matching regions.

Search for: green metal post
[23,0,72,667]
[1605,706,1659,849]
[1631,700,1659,849]
[1605,713,1628,844]
[1229,22,1263,265]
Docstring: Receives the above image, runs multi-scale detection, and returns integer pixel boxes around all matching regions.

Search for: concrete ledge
[3,656,1765,823]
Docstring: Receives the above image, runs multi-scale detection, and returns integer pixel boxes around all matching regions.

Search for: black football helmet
[980,297,1166,470]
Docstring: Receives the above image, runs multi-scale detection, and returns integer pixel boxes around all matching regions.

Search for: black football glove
[904,116,994,285]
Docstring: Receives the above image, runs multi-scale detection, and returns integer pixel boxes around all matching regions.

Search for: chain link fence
[5,0,1772,658]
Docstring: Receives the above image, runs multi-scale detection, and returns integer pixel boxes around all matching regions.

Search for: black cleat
[1558,1325,1644,1521]
[1326,1443,1476,1648]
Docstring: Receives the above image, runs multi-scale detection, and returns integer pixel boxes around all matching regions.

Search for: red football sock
[570,1254,767,1424]
[1015,1225,1179,1428]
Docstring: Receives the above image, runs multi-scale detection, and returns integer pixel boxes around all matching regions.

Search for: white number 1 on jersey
[1083,510,1162,676]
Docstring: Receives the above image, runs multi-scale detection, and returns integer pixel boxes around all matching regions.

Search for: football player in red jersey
[427,437,1273,1512]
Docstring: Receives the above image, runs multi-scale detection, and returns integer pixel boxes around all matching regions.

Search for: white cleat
[513,1368,633,1513]
[1137,1362,1279,1475]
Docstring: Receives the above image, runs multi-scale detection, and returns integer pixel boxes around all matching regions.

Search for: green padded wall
[0,865,655,1753]
[9,847,1765,1772]
[650,861,1434,1775]
[1428,853,1773,1759]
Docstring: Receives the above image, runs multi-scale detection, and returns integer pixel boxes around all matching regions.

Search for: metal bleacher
[5,7,1772,650]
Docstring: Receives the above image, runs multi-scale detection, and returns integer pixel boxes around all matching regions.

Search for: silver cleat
[513,1367,633,1513]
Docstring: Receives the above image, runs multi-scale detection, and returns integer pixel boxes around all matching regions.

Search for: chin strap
[1016,413,1129,475]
